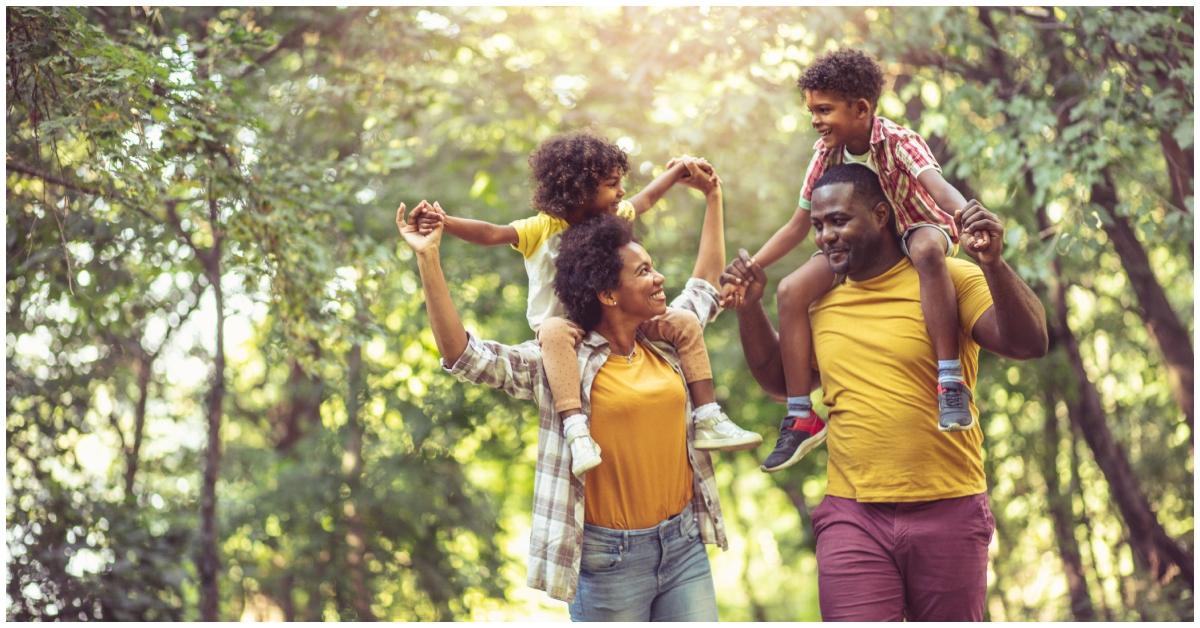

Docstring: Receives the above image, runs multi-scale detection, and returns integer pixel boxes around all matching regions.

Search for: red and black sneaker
[760,414,828,473]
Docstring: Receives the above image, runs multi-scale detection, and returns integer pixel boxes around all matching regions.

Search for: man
[723,163,1047,621]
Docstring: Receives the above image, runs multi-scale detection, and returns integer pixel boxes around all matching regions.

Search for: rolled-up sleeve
[442,332,543,402]
[670,278,722,329]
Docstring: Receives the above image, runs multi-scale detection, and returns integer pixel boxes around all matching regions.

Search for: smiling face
[810,181,891,278]
[601,242,667,321]
[805,89,872,151]
[584,167,627,218]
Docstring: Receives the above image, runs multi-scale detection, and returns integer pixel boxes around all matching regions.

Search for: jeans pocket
[977,496,996,543]
[581,540,623,573]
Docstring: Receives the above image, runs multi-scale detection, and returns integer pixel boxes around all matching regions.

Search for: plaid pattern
[798,116,959,242]
[443,277,729,603]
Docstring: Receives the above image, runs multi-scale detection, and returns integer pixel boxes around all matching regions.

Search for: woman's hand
[397,200,444,254]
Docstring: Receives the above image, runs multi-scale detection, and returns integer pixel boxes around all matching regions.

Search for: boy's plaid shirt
[799,116,960,241]
[443,277,729,603]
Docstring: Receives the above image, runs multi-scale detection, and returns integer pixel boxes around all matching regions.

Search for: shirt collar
[869,115,886,146]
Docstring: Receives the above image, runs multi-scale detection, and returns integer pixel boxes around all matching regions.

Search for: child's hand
[670,156,718,194]
[955,199,1004,266]
[718,281,747,309]
[397,201,444,253]
[415,201,445,235]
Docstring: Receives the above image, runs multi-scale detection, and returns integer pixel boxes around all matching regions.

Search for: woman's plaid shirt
[443,278,729,602]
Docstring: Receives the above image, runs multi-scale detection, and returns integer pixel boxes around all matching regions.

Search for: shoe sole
[938,419,975,433]
[760,425,828,473]
[694,433,764,452]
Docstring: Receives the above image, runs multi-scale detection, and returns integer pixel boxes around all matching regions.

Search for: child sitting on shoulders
[727,49,987,473]
[422,131,761,477]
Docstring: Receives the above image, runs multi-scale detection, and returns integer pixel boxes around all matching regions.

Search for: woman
[396,170,731,621]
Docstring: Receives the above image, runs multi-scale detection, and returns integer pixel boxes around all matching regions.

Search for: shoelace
[941,387,964,408]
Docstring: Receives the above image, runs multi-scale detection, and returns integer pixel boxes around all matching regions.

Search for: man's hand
[719,249,766,309]
[955,199,1003,266]
[397,200,444,254]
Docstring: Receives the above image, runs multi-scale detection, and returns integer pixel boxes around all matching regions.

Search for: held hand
[955,199,1003,266]
[718,249,766,310]
[669,156,718,194]
[416,201,446,235]
[396,201,443,254]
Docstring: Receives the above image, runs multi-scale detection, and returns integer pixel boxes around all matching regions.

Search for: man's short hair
[797,48,885,107]
[812,163,892,222]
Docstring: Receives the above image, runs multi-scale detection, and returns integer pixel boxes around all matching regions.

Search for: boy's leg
[762,254,835,473]
[902,226,972,432]
[537,316,601,476]
[640,309,761,452]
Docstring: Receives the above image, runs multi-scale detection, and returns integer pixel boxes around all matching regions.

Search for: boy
[421,131,761,477]
[729,49,984,473]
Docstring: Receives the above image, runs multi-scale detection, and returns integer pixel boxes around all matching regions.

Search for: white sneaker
[693,411,763,452]
[567,432,602,477]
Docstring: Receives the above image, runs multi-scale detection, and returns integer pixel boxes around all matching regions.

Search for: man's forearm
[981,259,1049,359]
[416,247,470,364]
[737,302,787,398]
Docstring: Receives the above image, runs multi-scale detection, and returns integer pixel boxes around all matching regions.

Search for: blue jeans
[568,504,719,621]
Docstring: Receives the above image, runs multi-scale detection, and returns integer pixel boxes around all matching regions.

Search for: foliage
[6,5,1193,620]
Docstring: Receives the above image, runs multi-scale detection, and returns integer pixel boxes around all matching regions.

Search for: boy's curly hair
[797,48,885,107]
[554,214,635,331]
[529,131,629,221]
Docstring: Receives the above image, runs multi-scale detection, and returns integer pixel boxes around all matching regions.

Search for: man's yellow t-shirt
[584,340,694,529]
[810,257,994,502]
[509,201,637,332]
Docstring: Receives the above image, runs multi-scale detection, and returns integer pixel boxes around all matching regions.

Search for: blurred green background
[5,6,1193,621]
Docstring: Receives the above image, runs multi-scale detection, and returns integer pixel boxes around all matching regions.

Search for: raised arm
[723,250,788,399]
[957,200,1048,360]
[690,174,726,286]
[751,205,812,269]
[398,202,470,363]
[440,212,519,247]
[628,158,710,216]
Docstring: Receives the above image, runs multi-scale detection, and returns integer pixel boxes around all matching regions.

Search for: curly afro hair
[529,131,630,221]
[554,214,636,331]
[797,48,885,107]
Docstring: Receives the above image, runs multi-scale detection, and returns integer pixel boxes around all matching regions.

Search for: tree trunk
[1091,173,1194,431]
[342,340,375,620]
[1070,426,1116,622]
[1159,130,1193,214]
[1046,246,1193,587]
[1038,388,1096,620]
[198,259,225,621]
[123,354,152,498]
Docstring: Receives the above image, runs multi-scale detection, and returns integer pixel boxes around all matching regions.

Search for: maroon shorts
[812,493,995,621]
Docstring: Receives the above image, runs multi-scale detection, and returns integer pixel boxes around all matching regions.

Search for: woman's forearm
[415,246,469,364]
[690,187,726,286]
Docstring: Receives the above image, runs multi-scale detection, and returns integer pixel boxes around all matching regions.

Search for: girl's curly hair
[554,214,635,331]
[529,131,629,220]
[797,48,885,106]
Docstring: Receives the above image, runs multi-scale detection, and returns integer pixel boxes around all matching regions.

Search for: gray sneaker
[694,411,763,452]
[938,381,975,432]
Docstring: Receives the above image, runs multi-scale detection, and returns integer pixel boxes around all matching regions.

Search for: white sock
[693,402,721,420]
[562,413,590,439]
